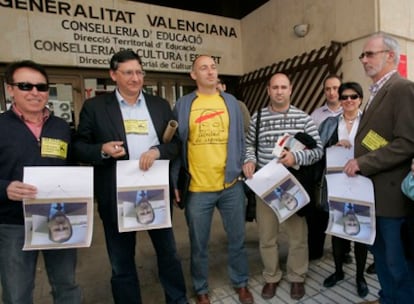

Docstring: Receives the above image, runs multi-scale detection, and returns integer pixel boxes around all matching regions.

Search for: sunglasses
[339,94,359,101]
[9,82,49,92]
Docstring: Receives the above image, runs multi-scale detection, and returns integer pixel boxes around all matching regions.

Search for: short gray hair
[372,32,400,66]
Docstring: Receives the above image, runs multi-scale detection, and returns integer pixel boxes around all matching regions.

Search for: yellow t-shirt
[188,93,229,191]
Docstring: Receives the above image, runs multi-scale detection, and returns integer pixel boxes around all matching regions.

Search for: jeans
[0,224,81,304]
[370,217,414,304]
[101,218,187,304]
[185,182,249,294]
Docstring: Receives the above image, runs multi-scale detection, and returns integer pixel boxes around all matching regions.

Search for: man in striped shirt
[243,73,323,301]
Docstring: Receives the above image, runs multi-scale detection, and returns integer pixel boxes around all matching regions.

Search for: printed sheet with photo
[23,166,94,250]
[326,146,354,173]
[245,160,310,223]
[325,173,376,245]
[116,160,171,232]
[272,133,305,170]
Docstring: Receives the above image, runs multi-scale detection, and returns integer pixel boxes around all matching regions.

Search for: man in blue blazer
[73,50,187,304]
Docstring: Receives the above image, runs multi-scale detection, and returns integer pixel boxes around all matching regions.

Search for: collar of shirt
[12,103,50,140]
[12,103,50,123]
[115,89,144,107]
[321,103,343,114]
[369,69,397,97]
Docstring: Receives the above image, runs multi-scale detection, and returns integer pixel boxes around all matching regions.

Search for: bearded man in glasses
[0,60,82,303]
[344,32,414,304]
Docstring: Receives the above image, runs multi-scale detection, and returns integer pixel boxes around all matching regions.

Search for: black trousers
[332,236,368,279]
[306,207,329,260]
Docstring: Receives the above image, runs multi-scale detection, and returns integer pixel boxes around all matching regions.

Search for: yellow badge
[124,120,148,134]
[361,130,389,151]
[41,138,68,159]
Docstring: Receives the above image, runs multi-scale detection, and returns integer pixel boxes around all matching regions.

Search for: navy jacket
[0,110,71,225]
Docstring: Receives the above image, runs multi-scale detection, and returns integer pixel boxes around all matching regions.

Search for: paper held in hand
[272,133,305,170]
[325,173,376,245]
[22,166,94,250]
[116,160,172,232]
[326,146,354,173]
[244,160,310,223]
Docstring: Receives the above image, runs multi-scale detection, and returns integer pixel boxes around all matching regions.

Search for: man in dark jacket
[0,60,81,304]
[72,50,187,304]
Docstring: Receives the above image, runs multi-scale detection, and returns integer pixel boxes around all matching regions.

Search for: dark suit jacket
[72,91,179,223]
[355,73,414,217]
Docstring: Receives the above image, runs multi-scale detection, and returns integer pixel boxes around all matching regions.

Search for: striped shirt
[365,69,397,110]
[245,105,323,169]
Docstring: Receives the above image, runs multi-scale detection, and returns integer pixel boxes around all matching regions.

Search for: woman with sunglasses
[318,82,369,298]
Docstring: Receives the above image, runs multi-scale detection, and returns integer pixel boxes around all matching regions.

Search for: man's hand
[101,141,126,158]
[243,161,256,179]
[336,139,352,149]
[343,159,360,177]
[139,148,160,171]
[7,181,37,201]
[278,150,296,167]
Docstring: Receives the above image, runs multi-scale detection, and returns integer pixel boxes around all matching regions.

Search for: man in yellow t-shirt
[173,55,253,304]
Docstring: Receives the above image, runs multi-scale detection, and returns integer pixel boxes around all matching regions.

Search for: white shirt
[337,111,362,147]
[310,104,343,128]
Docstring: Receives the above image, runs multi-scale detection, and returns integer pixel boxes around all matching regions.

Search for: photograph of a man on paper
[262,178,309,222]
[327,200,373,244]
[24,202,88,249]
[117,188,170,232]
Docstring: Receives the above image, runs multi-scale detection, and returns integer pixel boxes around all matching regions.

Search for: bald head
[268,73,291,86]
[267,73,292,112]
[190,55,218,94]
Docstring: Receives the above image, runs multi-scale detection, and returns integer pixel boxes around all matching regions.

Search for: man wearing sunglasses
[0,60,82,303]
[344,32,414,304]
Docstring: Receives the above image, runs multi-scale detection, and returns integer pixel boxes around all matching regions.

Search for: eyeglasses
[339,94,360,101]
[358,50,390,60]
[117,70,146,77]
[9,82,49,92]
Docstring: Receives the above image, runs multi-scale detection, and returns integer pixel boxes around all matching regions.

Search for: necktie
[50,203,64,218]
[136,191,148,204]
[344,203,354,215]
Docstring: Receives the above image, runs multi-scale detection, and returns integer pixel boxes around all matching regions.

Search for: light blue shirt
[310,103,343,128]
[116,90,160,160]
